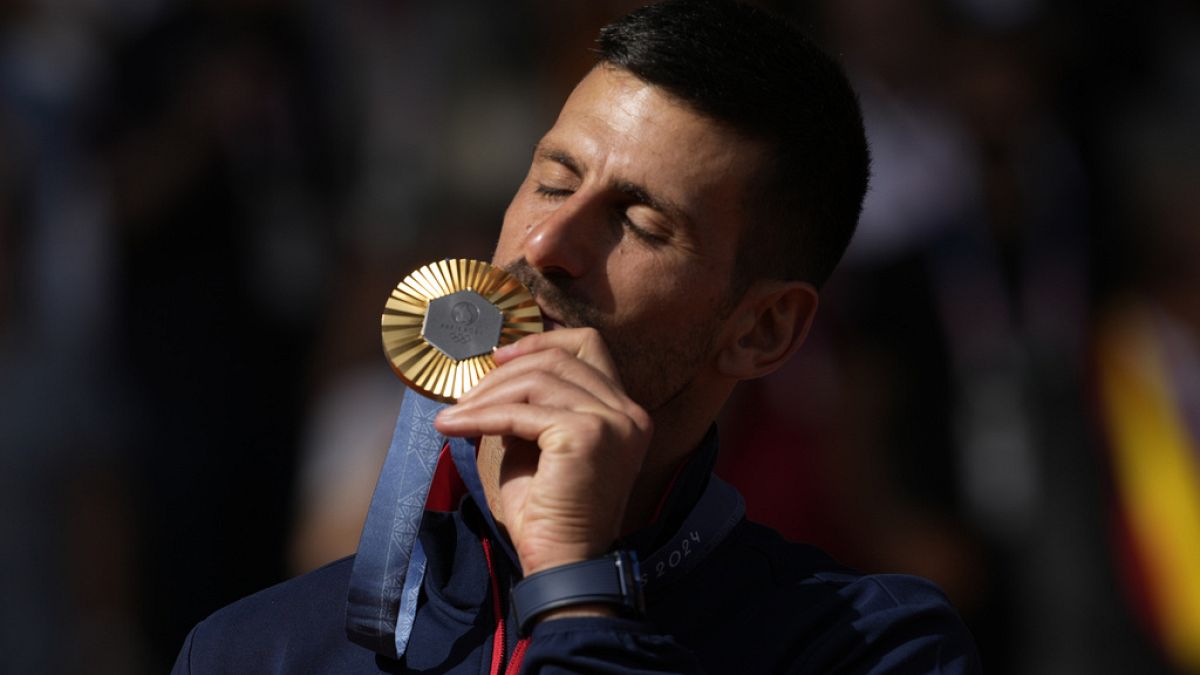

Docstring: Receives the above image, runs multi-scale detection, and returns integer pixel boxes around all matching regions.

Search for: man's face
[493,65,764,410]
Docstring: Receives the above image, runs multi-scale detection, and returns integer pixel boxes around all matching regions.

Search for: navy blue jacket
[172,436,981,673]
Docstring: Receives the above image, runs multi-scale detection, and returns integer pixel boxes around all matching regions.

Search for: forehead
[541,66,765,235]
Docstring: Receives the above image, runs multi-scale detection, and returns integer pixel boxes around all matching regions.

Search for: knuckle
[613,410,648,445]
[528,367,559,393]
[578,326,603,344]
[577,414,607,440]
[625,403,653,435]
[526,370,554,388]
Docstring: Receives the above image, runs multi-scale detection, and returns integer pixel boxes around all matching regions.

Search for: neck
[623,387,723,530]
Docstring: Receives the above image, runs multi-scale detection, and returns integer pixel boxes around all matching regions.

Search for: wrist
[521,552,600,577]
[511,550,645,635]
[533,603,619,626]
[518,540,611,576]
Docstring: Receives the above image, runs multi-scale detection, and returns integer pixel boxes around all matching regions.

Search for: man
[173,1,980,672]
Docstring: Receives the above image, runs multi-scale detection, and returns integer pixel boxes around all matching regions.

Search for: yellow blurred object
[1097,301,1200,670]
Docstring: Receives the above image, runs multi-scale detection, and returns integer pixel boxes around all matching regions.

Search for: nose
[523,191,608,279]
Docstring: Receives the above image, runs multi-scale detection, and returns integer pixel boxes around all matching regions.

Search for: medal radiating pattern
[381,259,542,402]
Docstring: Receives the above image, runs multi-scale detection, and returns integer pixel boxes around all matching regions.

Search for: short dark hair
[597,0,869,290]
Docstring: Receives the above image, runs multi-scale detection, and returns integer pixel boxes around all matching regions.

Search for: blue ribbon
[345,390,447,659]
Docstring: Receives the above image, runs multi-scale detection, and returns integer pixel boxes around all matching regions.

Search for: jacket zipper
[482,538,530,675]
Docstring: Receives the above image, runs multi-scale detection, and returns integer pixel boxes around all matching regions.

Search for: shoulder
[172,557,380,675]
[663,520,981,673]
[208,556,353,628]
[729,520,958,614]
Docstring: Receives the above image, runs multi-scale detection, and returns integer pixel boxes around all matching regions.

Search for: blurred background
[2,0,1198,672]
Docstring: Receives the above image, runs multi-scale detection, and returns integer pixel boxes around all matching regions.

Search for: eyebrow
[536,145,583,177]
[533,143,692,226]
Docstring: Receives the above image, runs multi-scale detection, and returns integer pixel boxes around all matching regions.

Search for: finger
[459,348,627,409]
[451,370,617,418]
[495,327,619,381]
[435,403,595,451]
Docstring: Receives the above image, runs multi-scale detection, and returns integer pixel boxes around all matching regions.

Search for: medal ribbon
[345,390,447,659]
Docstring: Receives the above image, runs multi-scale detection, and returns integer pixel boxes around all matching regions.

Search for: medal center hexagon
[422,289,503,361]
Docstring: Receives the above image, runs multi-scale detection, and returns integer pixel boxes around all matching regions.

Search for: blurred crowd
[1,0,1198,673]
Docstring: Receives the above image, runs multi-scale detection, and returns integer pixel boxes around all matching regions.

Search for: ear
[716,281,819,380]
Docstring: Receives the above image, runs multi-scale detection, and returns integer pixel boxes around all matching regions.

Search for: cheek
[660,269,730,322]
[608,253,702,318]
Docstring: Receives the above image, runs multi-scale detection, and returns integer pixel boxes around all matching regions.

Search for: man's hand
[434,328,653,575]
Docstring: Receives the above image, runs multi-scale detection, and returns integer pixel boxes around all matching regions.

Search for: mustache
[503,258,602,329]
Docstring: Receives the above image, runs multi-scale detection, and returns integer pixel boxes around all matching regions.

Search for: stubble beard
[503,258,723,412]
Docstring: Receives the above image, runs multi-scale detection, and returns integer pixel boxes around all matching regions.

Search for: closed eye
[533,179,670,247]
[618,210,670,246]
[535,184,573,199]
[622,219,666,245]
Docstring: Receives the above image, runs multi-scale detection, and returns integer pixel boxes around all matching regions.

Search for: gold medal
[381,259,543,402]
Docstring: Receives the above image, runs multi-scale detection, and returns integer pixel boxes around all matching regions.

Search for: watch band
[511,550,645,635]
